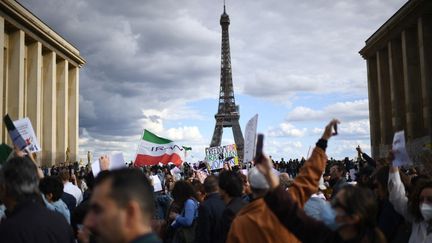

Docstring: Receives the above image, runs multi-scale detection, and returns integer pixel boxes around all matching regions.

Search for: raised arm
[287,119,339,206]
[388,165,413,222]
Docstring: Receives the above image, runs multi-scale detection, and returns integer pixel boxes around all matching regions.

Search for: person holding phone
[227,119,339,243]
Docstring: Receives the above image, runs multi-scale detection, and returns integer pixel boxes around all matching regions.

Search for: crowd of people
[1,119,432,243]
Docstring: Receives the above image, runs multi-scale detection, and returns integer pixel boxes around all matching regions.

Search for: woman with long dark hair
[167,180,199,243]
[388,162,432,243]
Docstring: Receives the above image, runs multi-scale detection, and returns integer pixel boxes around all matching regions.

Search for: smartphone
[255,134,264,163]
[333,123,338,136]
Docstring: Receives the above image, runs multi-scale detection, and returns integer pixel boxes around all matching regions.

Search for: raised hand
[321,119,340,140]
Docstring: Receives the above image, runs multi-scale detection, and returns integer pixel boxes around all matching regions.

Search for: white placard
[91,160,101,177]
[243,114,258,163]
[150,175,163,192]
[392,130,412,167]
[91,152,127,177]
[110,152,126,170]
[13,117,41,153]
[170,166,181,181]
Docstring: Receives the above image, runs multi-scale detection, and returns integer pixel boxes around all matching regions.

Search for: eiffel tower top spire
[220,2,229,24]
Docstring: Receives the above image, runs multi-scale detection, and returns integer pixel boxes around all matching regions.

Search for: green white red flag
[134,130,184,166]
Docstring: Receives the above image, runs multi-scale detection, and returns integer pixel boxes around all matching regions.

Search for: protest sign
[170,166,182,181]
[3,114,27,150]
[392,130,412,167]
[91,152,127,177]
[91,160,101,177]
[13,117,41,153]
[244,114,258,163]
[205,144,239,170]
[110,152,126,170]
[150,175,163,192]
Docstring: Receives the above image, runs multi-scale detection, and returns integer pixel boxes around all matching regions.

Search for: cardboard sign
[392,131,412,167]
[244,114,258,163]
[205,144,239,170]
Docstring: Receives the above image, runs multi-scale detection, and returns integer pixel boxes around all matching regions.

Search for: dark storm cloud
[18,0,222,142]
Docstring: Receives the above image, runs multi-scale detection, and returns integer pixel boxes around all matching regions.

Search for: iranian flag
[134,130,184,166]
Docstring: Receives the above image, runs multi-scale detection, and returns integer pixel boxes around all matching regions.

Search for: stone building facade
[0,0,85,165]
[360,0,432,160]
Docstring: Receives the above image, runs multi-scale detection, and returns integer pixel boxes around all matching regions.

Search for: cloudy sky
[19,0,407,162]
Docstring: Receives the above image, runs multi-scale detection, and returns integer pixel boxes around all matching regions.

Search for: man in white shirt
[60,169,83,205]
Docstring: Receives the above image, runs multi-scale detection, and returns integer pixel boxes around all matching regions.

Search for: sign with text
[205,144,239,170]
[3,114,27,150]
[13,117,41,153]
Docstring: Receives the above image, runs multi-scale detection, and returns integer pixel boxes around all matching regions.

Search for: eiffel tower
[210,5,244,160]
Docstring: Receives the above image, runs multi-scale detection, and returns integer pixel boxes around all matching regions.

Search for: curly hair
[408,179,432,222]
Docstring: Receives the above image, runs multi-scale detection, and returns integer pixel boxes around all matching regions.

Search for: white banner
[243,114,258,163]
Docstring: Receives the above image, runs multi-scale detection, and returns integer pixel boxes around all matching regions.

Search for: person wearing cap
[226,167,294,242]
[226,120,339,243]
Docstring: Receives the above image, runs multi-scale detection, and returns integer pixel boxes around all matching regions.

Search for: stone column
[376,48,393,156]
[56,60,68,163]
[418,15,432,139]
[366,56,381,158]
[42,52,56,166]
[68,66,79,162]
[402,27,424,140]
[0,17,4,143]
[26,42,42,146]
[7,30,25,120]
[388,38,406,132]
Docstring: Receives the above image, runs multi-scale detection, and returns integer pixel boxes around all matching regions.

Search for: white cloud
[340,119,370,136]
[268,122,307,137]
[165,126,203,142]
[287,99,369,122]
[265,139,305,160]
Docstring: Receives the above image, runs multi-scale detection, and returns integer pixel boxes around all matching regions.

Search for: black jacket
[194,192,225,243]
[218,197,247,243]
[0,197,75,243]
